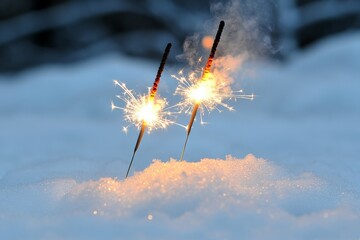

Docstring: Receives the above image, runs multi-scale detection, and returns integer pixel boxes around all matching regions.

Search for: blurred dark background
[0,0,359,73]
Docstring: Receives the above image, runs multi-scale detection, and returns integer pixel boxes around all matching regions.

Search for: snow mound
[52,155,338,219]
[1,157,359,239]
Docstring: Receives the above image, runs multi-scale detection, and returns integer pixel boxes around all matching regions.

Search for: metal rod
[125,123,146,178]
[180,104,199,161]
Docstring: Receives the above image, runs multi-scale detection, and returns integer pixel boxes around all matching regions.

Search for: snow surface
[1,32,360,239]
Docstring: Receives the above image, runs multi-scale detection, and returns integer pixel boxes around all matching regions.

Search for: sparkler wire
[126,123,146,178]
[179,103,199,161]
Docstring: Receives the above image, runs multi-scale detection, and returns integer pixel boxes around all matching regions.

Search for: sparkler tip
[220,20,225,27]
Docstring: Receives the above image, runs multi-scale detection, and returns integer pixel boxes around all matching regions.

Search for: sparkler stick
[202,20,225,79]
[179,21,225,161]
[125,43,172,178]
[126,123,146,178]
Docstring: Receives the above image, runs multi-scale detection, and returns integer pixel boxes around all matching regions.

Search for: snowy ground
[1,32,360,239]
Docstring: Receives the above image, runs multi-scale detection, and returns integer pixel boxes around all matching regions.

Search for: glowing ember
[188,78,215,103]
[112,80,172,133]
[136,101,160,125]
[202,35,214,50]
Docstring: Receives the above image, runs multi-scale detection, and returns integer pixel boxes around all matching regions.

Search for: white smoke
[179,0,277,66]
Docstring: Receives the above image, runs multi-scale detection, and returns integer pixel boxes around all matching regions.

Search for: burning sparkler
[112,43,172,178]
[175,21,254,161]
[176,21,225,161]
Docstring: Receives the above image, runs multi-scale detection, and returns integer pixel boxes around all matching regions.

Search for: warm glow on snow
[54,155,324,219]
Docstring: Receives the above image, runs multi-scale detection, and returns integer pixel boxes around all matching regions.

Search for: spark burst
[174,21,254,160]
[173,69,254,120]
[112,81,172,133]
[112,43,172,178]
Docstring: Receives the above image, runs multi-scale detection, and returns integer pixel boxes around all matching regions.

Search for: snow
[1,31,360,239]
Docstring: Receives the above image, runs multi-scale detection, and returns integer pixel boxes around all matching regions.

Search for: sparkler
[178,21,225,161]
[176,21,254,161]
[113,43,172,178]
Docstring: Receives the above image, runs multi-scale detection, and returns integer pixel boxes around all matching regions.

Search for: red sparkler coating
[149,43,172,100]
[202,20,225,79]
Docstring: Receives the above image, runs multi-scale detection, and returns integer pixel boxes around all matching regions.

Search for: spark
[173,70,253,118]
[113,80,173,133]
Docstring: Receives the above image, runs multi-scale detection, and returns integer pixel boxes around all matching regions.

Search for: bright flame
[187,77,216,104]
[136,100,160,125]
[112,80,173,133]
